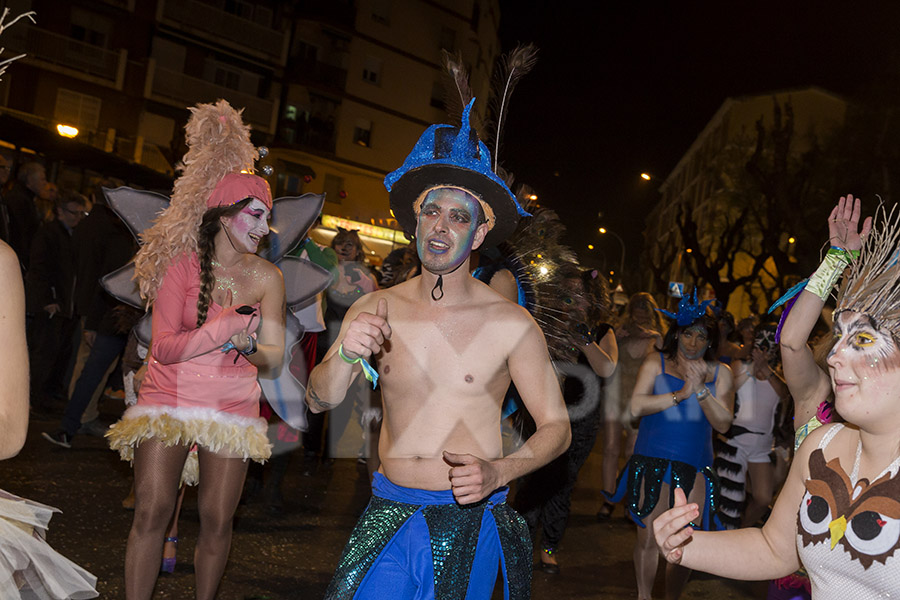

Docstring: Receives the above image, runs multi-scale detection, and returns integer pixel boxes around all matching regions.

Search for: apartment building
[1,0,500,258]
[643,87,847,315]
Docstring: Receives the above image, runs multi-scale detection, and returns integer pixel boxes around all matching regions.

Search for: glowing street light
[686,248,693,254]
[587,244,594,250]
[788,236,796,244]
[528,194,538,201]
[640,173,652,181]
[56,124,78,138]
[598,227,625,277]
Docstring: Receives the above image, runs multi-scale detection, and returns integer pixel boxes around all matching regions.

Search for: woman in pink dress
[106,102,285,600]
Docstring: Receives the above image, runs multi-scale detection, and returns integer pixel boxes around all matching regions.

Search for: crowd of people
[0,99,898,600]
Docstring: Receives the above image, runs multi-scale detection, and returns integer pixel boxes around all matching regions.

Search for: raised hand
[829,195,872,251]
[341,298,391,360]
[443,451,501,505]
[653,487,699,565]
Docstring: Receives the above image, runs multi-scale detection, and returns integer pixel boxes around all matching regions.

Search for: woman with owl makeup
[604,291,735,600]
[655,197,900,599]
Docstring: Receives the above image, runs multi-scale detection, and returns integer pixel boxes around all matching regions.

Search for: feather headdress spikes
[836,203,900,337]
[485,43,538,175]
[133,100,258,304]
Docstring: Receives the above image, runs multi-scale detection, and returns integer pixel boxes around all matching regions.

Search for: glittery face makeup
[828,310,900,396]
[415,188,484,274]
[223,198,270,253]
[677,325,709,360]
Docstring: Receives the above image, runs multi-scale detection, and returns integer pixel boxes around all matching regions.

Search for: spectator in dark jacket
[26,190,87,413]
[44,190,137,446]
[6,162,46,271]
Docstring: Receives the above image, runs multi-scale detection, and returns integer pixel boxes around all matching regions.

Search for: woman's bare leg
[663,472,707,600]
[742,461,775,527]
[602,420,622,493]
[125,439,190,600]
[162,485,186,566]
[194,448,249,600]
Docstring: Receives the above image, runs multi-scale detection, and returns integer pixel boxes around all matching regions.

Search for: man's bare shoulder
[471,277,534,321]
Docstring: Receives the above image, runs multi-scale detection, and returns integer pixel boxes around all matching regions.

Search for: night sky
[497,0,900,276]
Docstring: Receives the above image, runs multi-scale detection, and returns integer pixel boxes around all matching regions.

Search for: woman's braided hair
[196,198,251,326]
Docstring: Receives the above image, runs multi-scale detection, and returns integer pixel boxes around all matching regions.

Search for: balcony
[295,0,357,29]
[150,66,275,132]
[160,0,287,64]
[290,58,348,90]
[3,23,125,87]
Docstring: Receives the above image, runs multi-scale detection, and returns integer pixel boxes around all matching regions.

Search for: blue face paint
[415,187,482,275]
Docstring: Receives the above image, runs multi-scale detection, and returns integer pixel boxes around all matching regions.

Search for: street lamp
[598,227,626,276]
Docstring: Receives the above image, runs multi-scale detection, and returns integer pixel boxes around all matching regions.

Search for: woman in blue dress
[605,292,734,600]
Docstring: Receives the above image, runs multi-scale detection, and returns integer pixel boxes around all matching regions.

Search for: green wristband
[806,250,851,301]
[338,344,379,388]
[338,344,360,364]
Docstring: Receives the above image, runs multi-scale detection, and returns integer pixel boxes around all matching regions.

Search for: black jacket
[26,219,77,318]
[72,204,136,334]
[4,182,41,270]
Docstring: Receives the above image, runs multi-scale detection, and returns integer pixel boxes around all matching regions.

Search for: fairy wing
[262,193,325,263]
[102,186,170,244]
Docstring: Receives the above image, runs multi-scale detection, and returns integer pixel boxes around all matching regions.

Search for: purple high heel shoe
[160,536,178,574]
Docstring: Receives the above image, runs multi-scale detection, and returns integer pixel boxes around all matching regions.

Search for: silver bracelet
[239,335,257,356]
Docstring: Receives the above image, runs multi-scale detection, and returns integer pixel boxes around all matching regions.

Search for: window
[353,119,372,147]
[439,26,456,53]
[297,41,319,63]
[70,8,111,48]
[363,56,382,85]
[430,81,445,109]
[371,0,391,25]
[213,67,241,90]
[54,88,101,132]
[323,173,344,205]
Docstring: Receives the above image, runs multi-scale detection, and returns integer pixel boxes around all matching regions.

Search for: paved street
[2,400,767,599]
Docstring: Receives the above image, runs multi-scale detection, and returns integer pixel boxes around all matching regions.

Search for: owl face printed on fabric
[799,449,900,569]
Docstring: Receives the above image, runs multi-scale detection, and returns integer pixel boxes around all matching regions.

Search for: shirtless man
[308,101,570,599]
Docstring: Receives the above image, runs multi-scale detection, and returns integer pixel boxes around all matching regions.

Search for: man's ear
[471,222,490,251]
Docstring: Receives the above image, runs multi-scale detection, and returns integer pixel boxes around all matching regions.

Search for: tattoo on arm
[308,385,335,411]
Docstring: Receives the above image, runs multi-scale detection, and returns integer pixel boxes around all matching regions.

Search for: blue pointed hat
[658,288,713,326]
[384,99,529,248]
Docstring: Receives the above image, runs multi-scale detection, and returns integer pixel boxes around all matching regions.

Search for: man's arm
[305,293,390,413]
[446,311,570,504]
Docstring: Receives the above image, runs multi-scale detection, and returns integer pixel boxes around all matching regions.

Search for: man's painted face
[223,198,270,253]
[678,325,709,360]
[415,187,485,274]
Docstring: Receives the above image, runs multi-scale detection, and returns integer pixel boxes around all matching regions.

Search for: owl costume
[798,424,900,598]
[787,204,900,598]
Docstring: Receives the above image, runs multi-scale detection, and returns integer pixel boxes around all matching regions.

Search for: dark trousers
[517,411,602,549]
[29,312,78,408]
[61,332,127,436]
